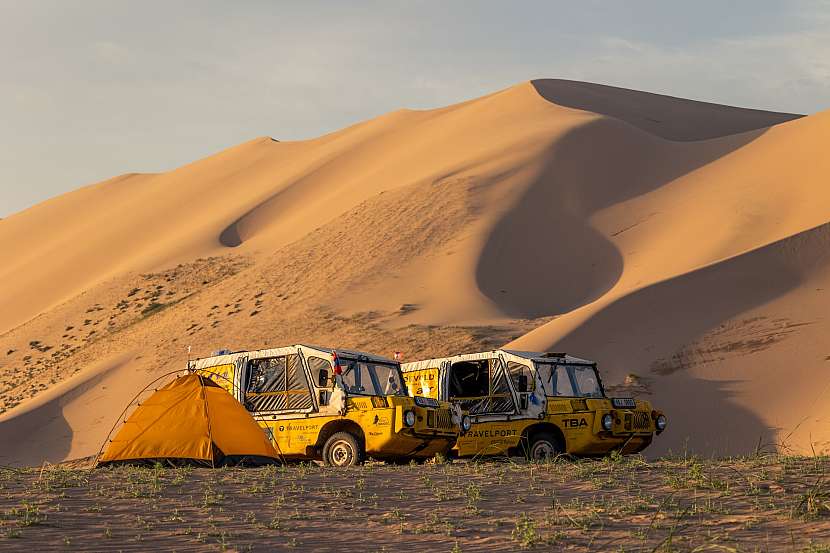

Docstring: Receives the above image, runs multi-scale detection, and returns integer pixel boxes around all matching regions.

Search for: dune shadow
[0,403,75,466]
[555,223,830,365]
[0,355,137,467]
[219,223,243,248]
[476,117,770,318]
[531,79,802,141]
[0,394,75,466]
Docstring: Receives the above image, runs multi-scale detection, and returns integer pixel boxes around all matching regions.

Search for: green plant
[792,478,830,519]
[607,450,624,464]
[465,483,482,513]
[10,502,46,527]
[202,486,225,508]
[511,513,539,548]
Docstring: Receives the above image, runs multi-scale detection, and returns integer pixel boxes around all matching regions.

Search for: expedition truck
[189,345,471,466]
[401,350,666,459]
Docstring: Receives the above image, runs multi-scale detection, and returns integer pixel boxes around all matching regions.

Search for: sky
[2,0,829,217]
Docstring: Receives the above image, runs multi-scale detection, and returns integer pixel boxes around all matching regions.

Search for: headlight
[601,413,613,431]
[461,415,472,432]
[655,414,667,432]
[403,410,416,427]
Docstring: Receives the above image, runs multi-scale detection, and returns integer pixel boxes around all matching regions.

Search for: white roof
[500,350,594,364]
[401,349,595,372]
[302,345,397,363]
[191,344,397,367]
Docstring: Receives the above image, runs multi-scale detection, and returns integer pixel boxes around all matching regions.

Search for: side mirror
[517,374,528,392]
[318,369,329,387]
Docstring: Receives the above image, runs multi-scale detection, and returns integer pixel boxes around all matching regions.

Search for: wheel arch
[315,419,366,454]
[513,422,566,455]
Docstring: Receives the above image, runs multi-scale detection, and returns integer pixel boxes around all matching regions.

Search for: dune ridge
[2,79,828,465]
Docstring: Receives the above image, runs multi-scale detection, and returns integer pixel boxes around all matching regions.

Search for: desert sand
[2,456,829,551]
[1,78,828,466]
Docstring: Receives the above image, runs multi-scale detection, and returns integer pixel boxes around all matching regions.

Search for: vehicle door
[244,352,315,455]
[438,360,451,402]
[448,357,517,455]
[306,354,335,410]
[232,355,248,402]
[506,359,535,413]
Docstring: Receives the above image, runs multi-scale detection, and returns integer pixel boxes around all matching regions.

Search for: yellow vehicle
[189,345,470,466]
[402,350,666,459]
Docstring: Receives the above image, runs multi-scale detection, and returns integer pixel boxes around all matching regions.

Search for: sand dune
[531,79,802,140]
[1,79,828,465]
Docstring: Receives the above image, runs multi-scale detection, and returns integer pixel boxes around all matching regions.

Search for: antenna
[187,345,192,372]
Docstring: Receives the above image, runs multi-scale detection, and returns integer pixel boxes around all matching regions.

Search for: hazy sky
[2,1,829,217]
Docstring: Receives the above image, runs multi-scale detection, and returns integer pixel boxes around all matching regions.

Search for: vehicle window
[373,362,405,396]
[341,361,368,394]
[507,361,534,393]
[245,355,311,411]
[535,362,602,398]
[488,359,515,413]
[307,356,332,388]
[286,354,312,409]
[571,365,602,397]
[341,360,406,396]
[448,359,515,414]
[450,361,490,398]
[552,366,575,396]
[449,361,488,397]
[247,357,285,394]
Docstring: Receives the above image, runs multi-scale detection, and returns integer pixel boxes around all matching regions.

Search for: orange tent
[97,373,280,466]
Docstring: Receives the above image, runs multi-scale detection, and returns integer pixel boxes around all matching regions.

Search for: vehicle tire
[322,432,363,467]
[525,432,563,461]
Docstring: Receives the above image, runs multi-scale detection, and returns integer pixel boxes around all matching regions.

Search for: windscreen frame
[534,361,606,399]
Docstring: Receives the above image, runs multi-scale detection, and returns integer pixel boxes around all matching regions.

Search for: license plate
[612,398,636,409]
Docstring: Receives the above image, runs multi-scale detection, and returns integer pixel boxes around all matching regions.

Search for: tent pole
[199,375,216,469]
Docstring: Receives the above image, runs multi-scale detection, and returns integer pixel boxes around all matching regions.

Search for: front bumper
[570,408,657,456]
[368,431,456,459]
[366,405,459,460]
[571,433,654,456]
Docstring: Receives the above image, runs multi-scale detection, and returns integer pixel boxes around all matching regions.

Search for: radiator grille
[631,412,651,431]
[435,409,454,430]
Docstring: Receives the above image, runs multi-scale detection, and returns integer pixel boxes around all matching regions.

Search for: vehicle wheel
[322,432,363,467]
[525,432,563,461]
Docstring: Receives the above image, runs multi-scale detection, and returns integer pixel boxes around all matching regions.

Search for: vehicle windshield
[534,362,604,398]
[341,360,407,397]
